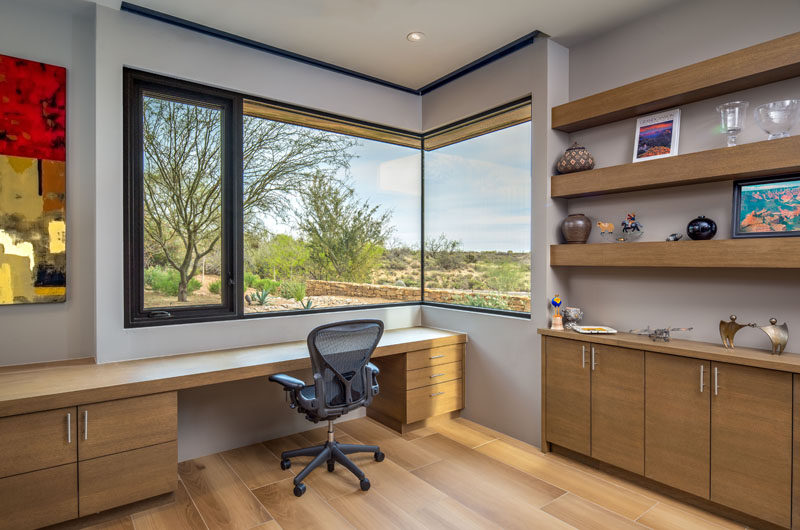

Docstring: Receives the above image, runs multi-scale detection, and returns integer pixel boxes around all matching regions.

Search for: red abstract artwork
[0,54,66,161]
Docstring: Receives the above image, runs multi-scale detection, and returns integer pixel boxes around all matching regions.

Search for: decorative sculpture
[760,318,789,354]
[630,326,693,342]
[550,295,564,331]
[719,314,789,355]
[719,315,753,349]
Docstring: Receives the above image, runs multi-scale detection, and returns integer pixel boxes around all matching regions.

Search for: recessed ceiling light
[406,32,425,42]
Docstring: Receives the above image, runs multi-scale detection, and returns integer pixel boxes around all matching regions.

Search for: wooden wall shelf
[551,136,800,198]
[551,31,800,132]
[550,239,800,268]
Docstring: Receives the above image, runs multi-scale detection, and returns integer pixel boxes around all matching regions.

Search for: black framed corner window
[124,69,241,327]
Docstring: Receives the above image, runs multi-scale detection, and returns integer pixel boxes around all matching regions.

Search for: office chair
[269,319,386,497]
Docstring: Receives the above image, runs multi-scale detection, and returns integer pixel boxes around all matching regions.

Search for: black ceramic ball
[687,215,717,240]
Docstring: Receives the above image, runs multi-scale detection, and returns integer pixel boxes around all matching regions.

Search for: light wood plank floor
[53,416,749,530]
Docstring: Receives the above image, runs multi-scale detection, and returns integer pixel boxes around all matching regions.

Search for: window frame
[123,69,243,327]
[123,70,531,328]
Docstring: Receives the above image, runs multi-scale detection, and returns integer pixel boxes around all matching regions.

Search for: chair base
[280,435,384,497]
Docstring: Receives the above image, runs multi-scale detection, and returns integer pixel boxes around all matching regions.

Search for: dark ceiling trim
[417,31,540,94]
[119,1,540,96]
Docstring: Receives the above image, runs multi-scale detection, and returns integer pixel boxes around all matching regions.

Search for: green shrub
[244,271,259,288]
[208,280,221,294]
[280,280,307,302]
[454,293,509,310]
[252,277,280,294]
[144,267,201,296]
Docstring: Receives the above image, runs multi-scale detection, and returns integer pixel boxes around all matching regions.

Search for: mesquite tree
[142,96,354,301]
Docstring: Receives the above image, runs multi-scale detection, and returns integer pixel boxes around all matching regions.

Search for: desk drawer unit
[369,343,466,432]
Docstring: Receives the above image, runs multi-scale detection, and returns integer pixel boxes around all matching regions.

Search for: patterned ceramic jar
[556,142,595,174]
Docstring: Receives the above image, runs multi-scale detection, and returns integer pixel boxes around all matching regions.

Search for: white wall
[565,0,800,351]
[0,0,96,366]
[421,38,570,447]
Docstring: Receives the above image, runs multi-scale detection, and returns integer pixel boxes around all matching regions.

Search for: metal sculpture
[719,315,753,349]
[629,326,693,342]
[719,315,789,355]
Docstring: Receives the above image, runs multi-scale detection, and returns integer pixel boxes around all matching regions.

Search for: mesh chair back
[307,320,384,409]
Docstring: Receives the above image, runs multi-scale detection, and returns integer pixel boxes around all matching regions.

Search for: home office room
[1,0,799,528]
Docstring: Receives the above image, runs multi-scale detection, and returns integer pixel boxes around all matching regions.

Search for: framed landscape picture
[733,175,800,238]
[632,108,680,163]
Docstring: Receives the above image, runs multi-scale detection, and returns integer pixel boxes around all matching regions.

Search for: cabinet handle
[700,365,705,393]
[430,355,445,360]
[591,346,597,371]
[66,412,71,444]
[83,410,88,440]
[430,373,445,378]
[430,391,445,397]
[581,345,586,368]
[714,367,719,396]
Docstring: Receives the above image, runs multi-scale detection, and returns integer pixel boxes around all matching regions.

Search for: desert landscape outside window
[423,121,531,313]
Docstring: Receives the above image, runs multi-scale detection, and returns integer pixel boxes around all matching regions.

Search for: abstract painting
[0,54,66,304]
[733,176,800,238]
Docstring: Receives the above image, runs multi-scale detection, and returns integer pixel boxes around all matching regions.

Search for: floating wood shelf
[552,31,800,132]
[550,239,800,268]
[551,136,800,198]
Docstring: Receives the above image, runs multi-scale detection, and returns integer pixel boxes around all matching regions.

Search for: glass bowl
[754,100,800,140]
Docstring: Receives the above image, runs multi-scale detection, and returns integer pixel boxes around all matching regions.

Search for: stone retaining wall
[305,280,530,312]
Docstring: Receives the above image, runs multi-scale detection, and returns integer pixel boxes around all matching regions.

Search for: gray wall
[565,0,800,351]
[0,0,96,365]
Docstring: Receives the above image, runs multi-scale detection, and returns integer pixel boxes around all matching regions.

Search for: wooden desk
[0,326,467,529]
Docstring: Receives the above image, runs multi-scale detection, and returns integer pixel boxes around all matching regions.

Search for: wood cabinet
[710,362,792,528]
[78,392,177,460]
[645,353,710,498]
[79,441,177,515]
[544,337,591,455]
[591,344,644,474]
[368,343,465,432]
[0,407,76,478]
[0,463,77,530]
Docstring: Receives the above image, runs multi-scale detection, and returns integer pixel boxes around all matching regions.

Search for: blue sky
[263,121,530,253]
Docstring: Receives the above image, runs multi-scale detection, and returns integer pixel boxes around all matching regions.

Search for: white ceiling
[94,0,684,89]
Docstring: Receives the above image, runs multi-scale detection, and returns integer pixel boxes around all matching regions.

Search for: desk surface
[0,327,466,417]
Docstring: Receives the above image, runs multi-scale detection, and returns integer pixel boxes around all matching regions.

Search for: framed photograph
[733,175,800,238]
[632,108,680,163]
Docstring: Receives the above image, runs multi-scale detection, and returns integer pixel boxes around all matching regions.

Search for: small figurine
[621,213,643,233]
[630,326,693,342]
[719,314,755,349]
[666,233,683,241]
[759,318,789,355]
[562,307,583,330]
[596,221,614,234]
[550,294,564,331]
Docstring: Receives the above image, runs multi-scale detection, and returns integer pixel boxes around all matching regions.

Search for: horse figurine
[621,213,642,233]
[597,221,614,233]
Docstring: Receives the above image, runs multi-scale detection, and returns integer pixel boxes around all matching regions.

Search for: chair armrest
[269,373,306,390]
[366,362,380,375]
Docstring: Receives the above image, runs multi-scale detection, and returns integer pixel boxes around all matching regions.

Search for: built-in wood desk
[0,326,466,529]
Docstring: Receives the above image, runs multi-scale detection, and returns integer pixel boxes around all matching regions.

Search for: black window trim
[123,69,531,328]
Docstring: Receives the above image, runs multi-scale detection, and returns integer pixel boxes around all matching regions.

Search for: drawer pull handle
[430,373,446,378]
[430,391,445,397]
[84,410,88,440]
[429,355,445,360]
[66,412,71,444]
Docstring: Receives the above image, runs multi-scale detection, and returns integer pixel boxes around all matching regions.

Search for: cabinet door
[79,392,177,460]
[0,463,77,530]
[591,344,644,474]
[545,337,590,455]
[0,407,77,478]
[711,362,792,528]
[645,353,710,498]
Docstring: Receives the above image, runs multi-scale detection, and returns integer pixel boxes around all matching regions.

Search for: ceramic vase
[561,213,592,244]
[556,142,595,174]
[687,215,717,240]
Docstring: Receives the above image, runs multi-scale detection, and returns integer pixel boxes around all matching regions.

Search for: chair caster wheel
[374,451,385,462]
[280,459,291,470]
[360,478,370,491]
[293,483,306,497]
[327,461,335,472]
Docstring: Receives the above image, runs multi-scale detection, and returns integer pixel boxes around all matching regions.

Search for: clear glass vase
[754,100,800,140]
[716,101,749,147]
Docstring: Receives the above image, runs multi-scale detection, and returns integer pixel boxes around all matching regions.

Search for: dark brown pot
[562,213,592,244]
